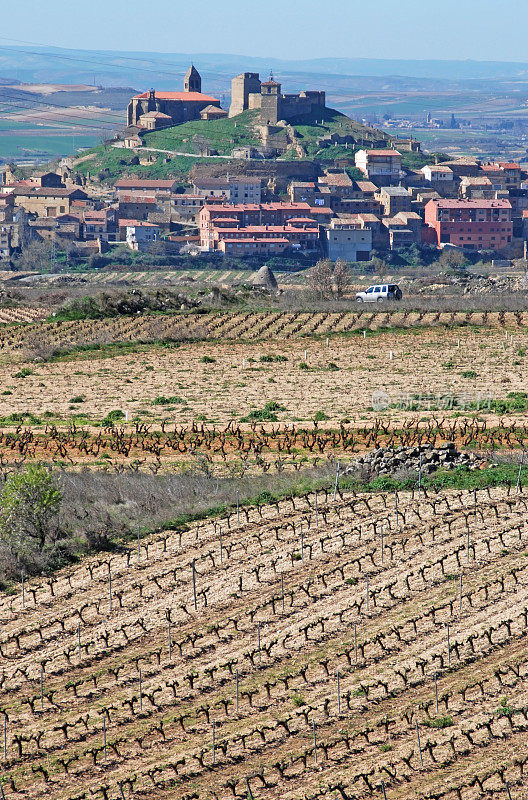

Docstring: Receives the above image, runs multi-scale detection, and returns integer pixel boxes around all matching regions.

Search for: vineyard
[0,416,526,473]
[0,309,527,357]
[0,307,46,326]
[1,483,528,799]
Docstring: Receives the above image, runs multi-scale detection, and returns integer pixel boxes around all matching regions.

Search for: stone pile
[348,442,485,476]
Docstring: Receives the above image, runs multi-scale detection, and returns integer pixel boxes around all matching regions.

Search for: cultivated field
[2,483,528,799]
[0,312,525,422]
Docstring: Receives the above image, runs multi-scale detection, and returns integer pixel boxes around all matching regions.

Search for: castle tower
[229,72,261,117]
[184,65,201,93]
[260,74,281,125]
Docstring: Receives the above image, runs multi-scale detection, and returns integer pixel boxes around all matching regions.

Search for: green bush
[200,356,216,363]
[0,464,64,577]
[241,401,286,422]
[260,355,287,363]
[102,409,126,425]
[292,693,305,707]
[152,396,185,405]
[423,716,454,729]
[13,368,32,379]
[314,410,329,421]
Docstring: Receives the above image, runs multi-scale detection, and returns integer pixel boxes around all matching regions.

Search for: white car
[355,283,402,303]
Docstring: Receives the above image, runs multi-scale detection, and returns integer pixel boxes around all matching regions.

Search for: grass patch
[241,401,286,422]
[423,716,454,729]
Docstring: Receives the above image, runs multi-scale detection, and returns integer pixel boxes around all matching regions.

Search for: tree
[438,247,468,272]
[0,464,62,561]
[308,259,334,299]
[14,240,54,273]
[332,259,351,298]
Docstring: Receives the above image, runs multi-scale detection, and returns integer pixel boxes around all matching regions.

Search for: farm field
[0,310,525,471]
[2,483,528,799]
[0,311,526,425]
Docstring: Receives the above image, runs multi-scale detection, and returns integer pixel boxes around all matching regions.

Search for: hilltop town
[0,64,527,267]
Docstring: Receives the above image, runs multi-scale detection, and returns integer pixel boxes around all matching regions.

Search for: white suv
[355,284,402,303]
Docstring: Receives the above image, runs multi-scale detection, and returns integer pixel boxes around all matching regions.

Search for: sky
[4,0,528,62]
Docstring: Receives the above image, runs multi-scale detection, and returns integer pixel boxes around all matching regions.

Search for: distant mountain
[2,45,528,90]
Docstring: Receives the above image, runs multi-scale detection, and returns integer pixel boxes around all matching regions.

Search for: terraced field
[2,484,528,799]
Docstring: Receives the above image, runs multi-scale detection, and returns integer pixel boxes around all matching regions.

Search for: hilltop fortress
[229,72,325,124]
[126,66,326,130]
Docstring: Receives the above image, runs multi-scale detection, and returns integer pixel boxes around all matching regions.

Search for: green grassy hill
[72,107,390,184]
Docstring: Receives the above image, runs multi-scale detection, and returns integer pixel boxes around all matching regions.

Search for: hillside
[73,107,389,183]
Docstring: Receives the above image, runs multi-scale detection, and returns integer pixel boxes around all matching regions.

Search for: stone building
[229,73,262,117]
[127,66,222,127]
[229,72,325,124]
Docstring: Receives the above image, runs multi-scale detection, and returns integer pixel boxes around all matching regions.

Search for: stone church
[127,66,224,129]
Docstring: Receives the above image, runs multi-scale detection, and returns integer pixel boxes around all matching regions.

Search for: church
[126,66,226,129]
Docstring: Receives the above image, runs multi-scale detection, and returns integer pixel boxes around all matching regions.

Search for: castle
[127,66,225,128]
[229,72,326,124]
[126,66,327,132]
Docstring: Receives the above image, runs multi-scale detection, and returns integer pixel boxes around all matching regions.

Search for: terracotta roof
[134,91,219,102]
[119,195,157,204]
[203,202,311,213]
[423,165,453,173]
[7,186,84,197]
[461,176,492,185]
[222,237,289,244]
[139,111,173,119]
[216,225,317,234]
[356,181,377,192]
[201,105,227,114]
[364,149,402,156]
[114,179,176,189]
[356,213,381,222]
[309,206,333,215]
[119,219,159,227]
[430,199,512,209]
[319,173,353,186]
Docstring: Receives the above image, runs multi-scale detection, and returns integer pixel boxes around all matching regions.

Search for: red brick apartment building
[424,198,513,251]
[200,203,320,253]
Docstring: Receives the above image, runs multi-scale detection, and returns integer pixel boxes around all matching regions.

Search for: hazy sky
[5,0,528,62]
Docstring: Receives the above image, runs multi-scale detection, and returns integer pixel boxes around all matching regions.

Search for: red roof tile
[134,91,218,102]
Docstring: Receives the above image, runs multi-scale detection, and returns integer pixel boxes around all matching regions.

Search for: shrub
[69,396,85,404]
[260,355,287,363]
[0,464,63,576]
[298,362,310,370]
[102,409,126,425]
[461,370,478,378]
[152,396,185,405]
[292,693,305,707]
[423,716,454,729]
[13,368,32,379]
[200,356,216,363]
[241,400,286,422]
[314,410,329,421]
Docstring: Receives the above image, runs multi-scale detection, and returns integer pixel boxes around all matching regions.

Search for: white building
[325,219,372,261]
[355,149,403,183]
[125,221,160,250]
[421,165,454,184]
